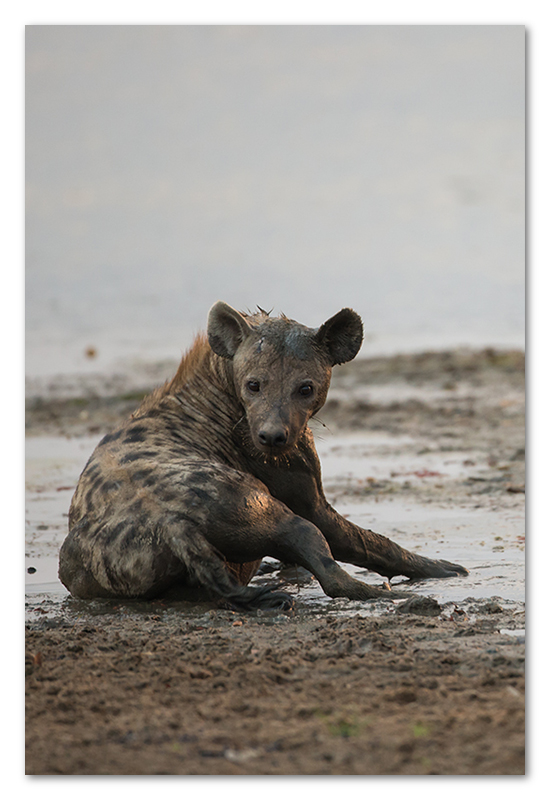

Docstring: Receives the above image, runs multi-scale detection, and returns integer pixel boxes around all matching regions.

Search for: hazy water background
[25,25,524,381]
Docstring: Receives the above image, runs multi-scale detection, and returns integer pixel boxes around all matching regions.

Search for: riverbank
[25,347,525,774]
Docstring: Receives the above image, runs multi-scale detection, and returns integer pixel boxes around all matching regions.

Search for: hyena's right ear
[207,301,253,359]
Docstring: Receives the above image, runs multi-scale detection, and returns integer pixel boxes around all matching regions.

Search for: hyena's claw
[407,558,469,580]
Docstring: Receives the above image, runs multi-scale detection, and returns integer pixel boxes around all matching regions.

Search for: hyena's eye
[298,383,313,397]
[247,380,260,393]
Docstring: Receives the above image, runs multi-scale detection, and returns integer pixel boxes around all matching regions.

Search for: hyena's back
[60,385,278,607]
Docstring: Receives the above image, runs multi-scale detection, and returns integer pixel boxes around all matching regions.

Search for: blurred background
[25,25,524,381]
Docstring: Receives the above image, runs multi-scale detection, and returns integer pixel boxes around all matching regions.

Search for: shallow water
[26,26,524,381]
[25,431,524,624]
[316,433,525,605]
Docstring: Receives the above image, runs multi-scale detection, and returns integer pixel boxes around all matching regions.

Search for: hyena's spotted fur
[60,302,467,609]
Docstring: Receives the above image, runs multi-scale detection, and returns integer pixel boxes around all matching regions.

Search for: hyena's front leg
[260,435,469,583]
[264,511,411,601]
[196,472,409,602]
[316,504,469,581]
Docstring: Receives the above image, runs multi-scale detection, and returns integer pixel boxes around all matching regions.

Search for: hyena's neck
[134,334,246,463]
[173,346,242,428]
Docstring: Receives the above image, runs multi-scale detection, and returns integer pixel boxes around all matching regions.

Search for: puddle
[315,431,490,485]
[500,628,525,641]
[315,433,524,605]
[25,557,68,596]
[25,436,99,608]
[25,436,102,560]
[25,432,524,623]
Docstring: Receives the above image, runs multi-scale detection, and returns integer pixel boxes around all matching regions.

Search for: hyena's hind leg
[59,526,120,599]
[60,516,292,609]
[59,517,186,600]
[163,519,293,611]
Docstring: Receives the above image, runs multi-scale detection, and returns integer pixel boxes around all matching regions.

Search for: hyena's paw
[334,578,413,602]
[222,585,294,612]
[408,557,469,580]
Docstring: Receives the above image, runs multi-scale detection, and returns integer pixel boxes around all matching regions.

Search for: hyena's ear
[315,308,363,365]
[207,301,253,359]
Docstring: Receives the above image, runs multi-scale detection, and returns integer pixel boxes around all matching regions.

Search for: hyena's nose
[258,428,288,448]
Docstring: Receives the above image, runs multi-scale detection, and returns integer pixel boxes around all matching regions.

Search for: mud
[25,348,525,774]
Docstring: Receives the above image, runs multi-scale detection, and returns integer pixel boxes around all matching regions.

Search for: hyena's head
[207,301,363,455]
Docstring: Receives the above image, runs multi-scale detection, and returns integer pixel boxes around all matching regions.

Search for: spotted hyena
[59,302,468,609]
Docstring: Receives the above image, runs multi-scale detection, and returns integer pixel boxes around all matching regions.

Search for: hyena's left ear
[315,308,363,365]
[207,301,254,359]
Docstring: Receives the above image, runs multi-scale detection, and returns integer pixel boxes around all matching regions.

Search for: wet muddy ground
[25,348,525,775]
